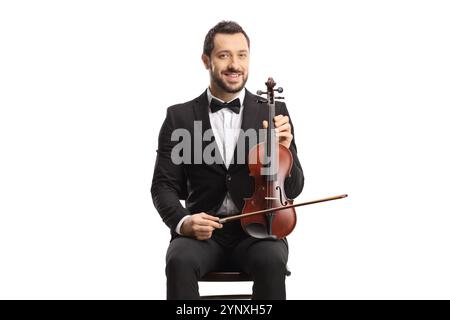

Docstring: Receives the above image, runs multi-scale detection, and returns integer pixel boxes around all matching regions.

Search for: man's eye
[219,54,229,58]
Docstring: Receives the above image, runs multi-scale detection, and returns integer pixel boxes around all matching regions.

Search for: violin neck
[265,93,278,181]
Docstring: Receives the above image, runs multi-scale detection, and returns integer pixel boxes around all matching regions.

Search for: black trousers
[165,221,289,300]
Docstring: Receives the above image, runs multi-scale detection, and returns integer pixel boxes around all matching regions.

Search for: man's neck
[209,84,241,102]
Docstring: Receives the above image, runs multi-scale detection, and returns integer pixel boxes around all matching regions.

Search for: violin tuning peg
[275,96,284,99]
[257,90,267,95]
[275,87,283,93]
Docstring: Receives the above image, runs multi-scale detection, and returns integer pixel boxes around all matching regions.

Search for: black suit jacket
[151,89,304,238]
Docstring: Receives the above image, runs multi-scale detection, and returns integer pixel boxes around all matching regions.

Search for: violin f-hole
[276,185,288,206]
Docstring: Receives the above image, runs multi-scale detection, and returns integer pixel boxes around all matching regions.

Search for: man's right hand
[180,213,223,240]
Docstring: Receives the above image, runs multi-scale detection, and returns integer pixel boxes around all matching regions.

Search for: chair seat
[200,271,252,282]
[200,267,291,282]
[199,268,290,300]
[199,271,252,300]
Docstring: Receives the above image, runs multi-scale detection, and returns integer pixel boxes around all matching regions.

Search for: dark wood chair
[199,271,253,300]
[199,268,291,300]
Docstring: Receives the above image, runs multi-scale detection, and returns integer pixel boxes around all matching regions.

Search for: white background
[1,0,449,299]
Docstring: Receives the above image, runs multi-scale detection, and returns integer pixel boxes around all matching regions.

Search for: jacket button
[226,174,232,181]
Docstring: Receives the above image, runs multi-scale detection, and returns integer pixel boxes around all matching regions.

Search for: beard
[210,68,248,94]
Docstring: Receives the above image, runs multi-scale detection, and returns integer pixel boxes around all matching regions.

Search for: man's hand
[263,115,293,149]
[180,213,223,240]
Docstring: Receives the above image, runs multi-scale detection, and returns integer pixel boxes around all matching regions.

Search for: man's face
[202,33,249,94]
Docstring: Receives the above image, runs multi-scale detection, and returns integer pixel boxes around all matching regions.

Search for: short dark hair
[203,21,250,57]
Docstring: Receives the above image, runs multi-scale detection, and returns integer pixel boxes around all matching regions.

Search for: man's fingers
[197,220,222,229]
[276,131,293,138]
[192,215,222,229]
[196,231,213,240]
[274,116,289,128]
[200,213,220,222]
[185,213,223,239]
[198,213,223,229]
[264,116,289,129]
[274,114,284,120]
[197,230,213,236]
[276,131,293,144]
[275,122,291,132]
[192,225,214,232]
[196,234,212,241]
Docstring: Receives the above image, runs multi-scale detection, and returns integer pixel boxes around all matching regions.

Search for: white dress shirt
[175,88,246,235]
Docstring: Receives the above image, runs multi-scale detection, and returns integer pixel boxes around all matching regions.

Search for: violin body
[241,141,297,239]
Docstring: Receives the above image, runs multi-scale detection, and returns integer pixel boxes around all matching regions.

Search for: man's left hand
[263,115,293,149]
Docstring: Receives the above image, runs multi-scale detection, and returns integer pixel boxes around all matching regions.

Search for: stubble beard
[210,69,248,94]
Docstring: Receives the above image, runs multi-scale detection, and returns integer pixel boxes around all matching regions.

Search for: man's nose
[228,56,239,70]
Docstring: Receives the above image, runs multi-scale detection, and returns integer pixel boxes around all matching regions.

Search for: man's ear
[201,54,210,70]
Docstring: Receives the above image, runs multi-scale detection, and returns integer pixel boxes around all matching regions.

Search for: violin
[237,77,295,239]
[219,77,347,239]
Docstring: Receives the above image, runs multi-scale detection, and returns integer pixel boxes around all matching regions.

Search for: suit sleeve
[280,102,305,199]
[151,109,190,233]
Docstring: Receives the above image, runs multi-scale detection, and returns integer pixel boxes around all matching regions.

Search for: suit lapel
[240,89,261,137]
[193,90,227,171]
[228,89,262,173]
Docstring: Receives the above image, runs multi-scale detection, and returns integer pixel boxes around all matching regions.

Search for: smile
[223,72,242,80]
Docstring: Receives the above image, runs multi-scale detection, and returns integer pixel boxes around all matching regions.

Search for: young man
[151,21,304,299]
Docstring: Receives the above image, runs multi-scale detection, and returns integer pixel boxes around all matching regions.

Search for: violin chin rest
[245,223,278,240]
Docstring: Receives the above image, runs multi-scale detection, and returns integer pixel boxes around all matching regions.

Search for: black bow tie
[210,98,241,114]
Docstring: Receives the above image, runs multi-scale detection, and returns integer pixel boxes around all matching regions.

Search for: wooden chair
[199,271,253,300]
[199,268,291,300]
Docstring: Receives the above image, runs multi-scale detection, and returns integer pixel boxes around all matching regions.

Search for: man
[151,21,304,300]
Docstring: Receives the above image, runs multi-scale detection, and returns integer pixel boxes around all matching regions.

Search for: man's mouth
[223,71,242,81]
